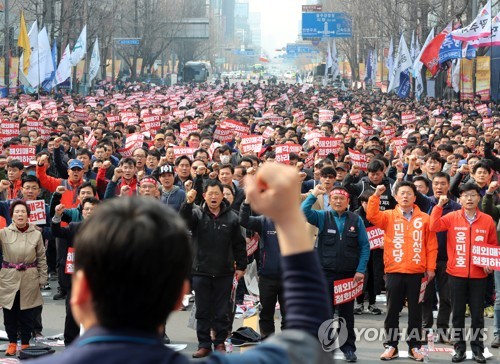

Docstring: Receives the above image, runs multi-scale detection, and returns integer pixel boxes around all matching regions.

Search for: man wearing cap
[301,185,370,362]
[36,156,87,208]
[153,134,166,156]
[157,164,185,211]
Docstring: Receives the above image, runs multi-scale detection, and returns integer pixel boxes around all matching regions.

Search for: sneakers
[484,306,494,318]
[353,303,364,315]
[368,304,382,315]
[5,343,16,356]
[344,350,357,362]
[21,344,29,350]
[40,283,51,291]
[408,347,425,362]
[380,346,399,360]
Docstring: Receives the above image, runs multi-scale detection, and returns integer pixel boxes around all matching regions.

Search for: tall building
[248,12,261,49]
[222,0,235,43]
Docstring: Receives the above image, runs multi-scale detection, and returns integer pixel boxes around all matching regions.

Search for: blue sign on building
[286,43,320,56]
[302,12,352,39]
[117,39,141,45]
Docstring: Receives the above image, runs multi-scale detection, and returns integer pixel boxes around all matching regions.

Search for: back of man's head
[74,197,192,332]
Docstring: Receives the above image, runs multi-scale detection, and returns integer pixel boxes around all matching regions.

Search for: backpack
[230,326,261,346]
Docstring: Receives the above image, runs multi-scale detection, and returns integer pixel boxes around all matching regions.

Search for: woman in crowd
[0,200,48,355]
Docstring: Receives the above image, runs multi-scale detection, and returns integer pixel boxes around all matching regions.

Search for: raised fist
[56,186,67,194]
[186,189,197,204]
[375,185,386,197]
[438,195,449,207]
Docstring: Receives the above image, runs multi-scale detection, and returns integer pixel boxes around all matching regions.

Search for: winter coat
[0,224,48,310]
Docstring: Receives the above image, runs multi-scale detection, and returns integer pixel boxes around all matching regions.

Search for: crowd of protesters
[0,78,499,362]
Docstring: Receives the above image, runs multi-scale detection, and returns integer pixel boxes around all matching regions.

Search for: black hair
[74,197,191,331]
[203,178,224,193]
[394,180,417,196]
[432,172,450,183]
[9,199,30,217]
[7,159,24,170]
[413,176,430,189]
[81,197,100,208]
[21,175,40,187]
[458,183,482,195]
[472,161,491,175]
[320,166,337,177]
[358,190,374,204]
[367,160,384,173]
[219,163,234,174]
[119,157,137,167]
[78,181,97,196]
[174,155,192,166]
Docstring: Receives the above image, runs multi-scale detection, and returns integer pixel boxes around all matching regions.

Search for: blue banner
[42,40,58,91]
[439,34,462,64]
[397,70,411,98]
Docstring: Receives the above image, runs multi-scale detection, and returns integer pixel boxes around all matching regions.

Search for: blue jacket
[301,194,370,274]
[239,202,281,278]
[160,186,185,212]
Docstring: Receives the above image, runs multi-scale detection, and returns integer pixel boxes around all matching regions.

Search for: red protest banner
[213,126,233,143]
[65,247,75,275]
[350,113,362,124]
[26,200,46,225]
[173,146,196,160]
[452,113,462,126]
[106,114,121,127]
[401,112,416,125]
[366,226,384,250]
[359,124,374,139]
[180,121,198,140]
[483,118,493,129]
[119,133,144,157]
[275,144,303,164]
[348,148,368,171]
[476,104,488,115]
[142,114,161,133]
[247,233,259,256]
[318,137,343,158]
[220,119,250,137]
[471,244,500,270]
[304,148,317,168]
[240,135,263,154]
[1,121,19,143]
[262,126,275,139]
[383,126,395,140]
[318,109,334,122]
[10,145,35,166]
[333,278,363,305]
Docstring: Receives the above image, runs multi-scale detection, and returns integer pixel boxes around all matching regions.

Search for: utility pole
[82,0,89,95]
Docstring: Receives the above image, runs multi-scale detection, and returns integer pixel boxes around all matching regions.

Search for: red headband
[139,177,157,186]
[330,189,350,198]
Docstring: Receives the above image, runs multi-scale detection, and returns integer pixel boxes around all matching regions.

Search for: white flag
[386,37,394,84]
[371,49,378,85]
[88,38,100,83]
[27,27,53,88]
[451,0,491,41]
[331,39,339,80]
[69,25,87,66]
[410,31,416,63]
[474,12,500,47]
[413,28,434,77]
[451,59,461,93]
[55,45,72,85]
[388,33,412,93]
[324,41,332,86]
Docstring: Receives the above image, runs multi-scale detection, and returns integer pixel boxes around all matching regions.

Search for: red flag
[420,22,452,76]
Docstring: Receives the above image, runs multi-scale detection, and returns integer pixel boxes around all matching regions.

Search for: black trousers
[258,275,286,338]
[33,305,43,334]
[384,273,424,349]
[56,238,70,294]
[449,275,487,353]
[46,238,57,273]
[356,249,383,305]
[3,291,35,344]
[422,260,451,333]
[64,284,79,345]
[193,275,233,348]
[324,270,356,353]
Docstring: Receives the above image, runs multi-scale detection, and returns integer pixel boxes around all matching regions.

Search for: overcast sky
[248,0,303,54]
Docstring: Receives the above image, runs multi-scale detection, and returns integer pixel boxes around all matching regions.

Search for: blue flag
[42,40,57,91]
[396,70,411,98]
[464,42,476,59]
[438,34,462,64]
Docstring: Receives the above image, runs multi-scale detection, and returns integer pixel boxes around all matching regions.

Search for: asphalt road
[0,284,498,363]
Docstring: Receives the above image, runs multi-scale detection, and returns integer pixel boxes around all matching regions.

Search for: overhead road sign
[302,12,352,39]
[286,43,320,56]
[116,38,140,45]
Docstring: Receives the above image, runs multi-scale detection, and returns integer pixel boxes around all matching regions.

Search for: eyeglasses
[23,186,40,191]
[461,194,480,199]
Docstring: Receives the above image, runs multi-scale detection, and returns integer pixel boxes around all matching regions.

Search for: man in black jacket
[52,197,100,346]
[180,179,247,358]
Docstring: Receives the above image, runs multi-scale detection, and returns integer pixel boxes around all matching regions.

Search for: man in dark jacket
[157,165,186,211]
[421,172,461,343]
[51,197,100,346]
[180,179,247,358]
[240,198,285,339]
